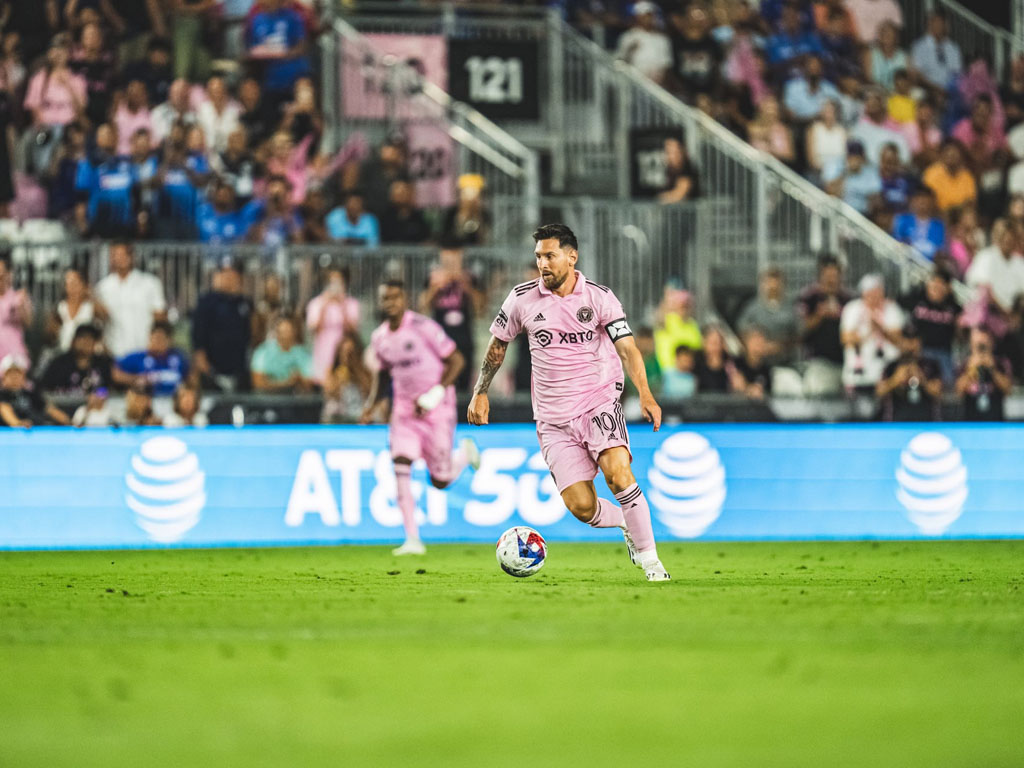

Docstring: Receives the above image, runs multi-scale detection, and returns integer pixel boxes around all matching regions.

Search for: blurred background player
[467,224,670,582]
[361,280,481,556]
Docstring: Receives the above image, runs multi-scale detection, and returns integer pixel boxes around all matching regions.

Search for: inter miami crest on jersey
[577,306,593,323]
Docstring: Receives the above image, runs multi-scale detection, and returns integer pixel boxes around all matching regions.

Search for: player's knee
[604,466,635,494]
[564,493,598,523]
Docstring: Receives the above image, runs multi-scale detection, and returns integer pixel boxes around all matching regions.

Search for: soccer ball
[496,526,547,578]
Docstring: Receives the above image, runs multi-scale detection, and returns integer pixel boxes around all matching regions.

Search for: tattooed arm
[467,336,508,425]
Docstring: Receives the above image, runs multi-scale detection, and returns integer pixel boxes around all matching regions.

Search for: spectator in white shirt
[94,240,168,358]
[911,12,963,92]
[197,75,241,154]
[151,78,198,144]
[615,1,673,85]
[840,273,904,390]
[966,220,1024,318]
[850,86,911,165]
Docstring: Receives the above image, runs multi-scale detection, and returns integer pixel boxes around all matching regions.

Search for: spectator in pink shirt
[0,253,32,365]
[305,265,361,385]
[23,35,87,173]
[904,97,943,168]
[952,95,1008,170]
[112,79,152,155]
[843,0,902,45]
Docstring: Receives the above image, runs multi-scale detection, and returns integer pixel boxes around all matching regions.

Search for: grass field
[1,540,1023,767]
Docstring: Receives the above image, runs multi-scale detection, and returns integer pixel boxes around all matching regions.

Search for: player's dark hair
[532,223,578,252]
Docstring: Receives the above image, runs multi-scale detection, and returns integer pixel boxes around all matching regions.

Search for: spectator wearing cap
[0,251,32,364]
[900,268,961,385]
[892,188,945,261]
[782,54,840,123]
[824,140,881,215]
[0,354,70,427]
[251,315,314,393]
[614,1,673,85]
[115,320,190,398]
[956,326,1013,421]
[94,240,168,358]
[191,261,253,392]
[922,140,977,213]
[121,379,161,426]
[38,323,114,396]
[379,179,432,244]
[440,174,491,247]
[911,11,963,92]
[306,265,361,386]
[850,87,911,166]
[876,322,942,422]
[840,273,904,392]
[326,190,380,247]
[163,383,208,428]
[737,267,798,365]
[246,0,312,108]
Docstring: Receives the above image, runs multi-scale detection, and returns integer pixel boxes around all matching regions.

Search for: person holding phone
[956,326,1013,421]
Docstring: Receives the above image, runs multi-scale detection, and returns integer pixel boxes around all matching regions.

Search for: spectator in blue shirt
[116,320,190,397]
[74,123,138,238]
[766,2,822,85]
[782,54,840,123]
[247,174,304,247]
[893,188,946,261]
[878,142,913,213]
[152,126,211,240]
[824,139,881,215]
[246,0,312,105]
[129,127,159,234]
[326,191,381,246]
[197,181,260,244]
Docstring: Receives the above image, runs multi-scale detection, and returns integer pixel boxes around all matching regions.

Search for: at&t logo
[125,436,206,543]
[647,432,726,538]
[896,432,968,535]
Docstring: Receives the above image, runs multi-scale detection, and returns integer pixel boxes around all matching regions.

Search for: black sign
[629,127,684,198]
[448,39,540,120]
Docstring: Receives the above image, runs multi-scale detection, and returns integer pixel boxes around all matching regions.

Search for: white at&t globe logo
[647,432,727,538]
[895,432,968,536]
[125,437,206,543]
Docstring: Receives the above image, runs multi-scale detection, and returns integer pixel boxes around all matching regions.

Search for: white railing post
[755,164,769,272]
[615,67,632,200]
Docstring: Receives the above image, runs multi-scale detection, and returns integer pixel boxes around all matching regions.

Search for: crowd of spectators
[634,253,1015,420]
[0,0,491,248]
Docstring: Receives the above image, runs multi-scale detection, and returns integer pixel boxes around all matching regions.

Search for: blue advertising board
[0,424,1020,550]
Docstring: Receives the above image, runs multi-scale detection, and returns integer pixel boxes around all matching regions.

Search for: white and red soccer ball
[495,526,547,578]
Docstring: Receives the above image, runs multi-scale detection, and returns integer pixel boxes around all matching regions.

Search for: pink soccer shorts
[535,400,631,492]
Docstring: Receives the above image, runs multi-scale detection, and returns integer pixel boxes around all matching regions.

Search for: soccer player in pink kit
[467,224,670,581]
[362,280,480,556]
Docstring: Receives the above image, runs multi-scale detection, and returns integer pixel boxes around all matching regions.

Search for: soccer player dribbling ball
[468,224,671,582]
[361,280,481,556]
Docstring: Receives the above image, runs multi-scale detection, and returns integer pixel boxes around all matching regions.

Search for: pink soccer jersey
[370,310,457,416]
[489,271,631,425]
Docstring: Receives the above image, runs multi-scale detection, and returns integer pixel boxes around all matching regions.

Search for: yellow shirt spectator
[922,162,977,212]
[654,312,703,371]
[887,94,916,124]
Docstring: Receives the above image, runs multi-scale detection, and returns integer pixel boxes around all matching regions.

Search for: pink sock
[394,463,419,541]
[614,483,657,561]
[588,498,625,528]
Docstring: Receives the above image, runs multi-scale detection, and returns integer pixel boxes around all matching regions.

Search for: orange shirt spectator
[922,142,978,212]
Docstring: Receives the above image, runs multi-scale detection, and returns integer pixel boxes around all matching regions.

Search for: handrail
[331,16,537,172]
[558,17,936,282]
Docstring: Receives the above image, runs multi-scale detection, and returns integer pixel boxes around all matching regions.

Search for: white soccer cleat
[392,539,427,556]
[644,560,671,582]
[620,525,642,568]
[461,437,482,472]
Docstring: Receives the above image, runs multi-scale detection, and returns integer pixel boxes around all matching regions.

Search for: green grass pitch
[2,540,1023,767]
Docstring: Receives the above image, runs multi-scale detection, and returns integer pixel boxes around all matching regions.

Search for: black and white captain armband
[605,317,633,342]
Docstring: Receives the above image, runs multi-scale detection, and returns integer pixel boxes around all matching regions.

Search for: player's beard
[541,270,567,291]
